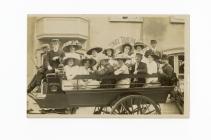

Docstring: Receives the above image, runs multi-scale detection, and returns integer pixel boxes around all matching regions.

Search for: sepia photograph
[27,14,189,117]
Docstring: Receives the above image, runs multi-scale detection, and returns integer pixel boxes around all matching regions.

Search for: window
[178,55,184,74]
[168,56,174,70]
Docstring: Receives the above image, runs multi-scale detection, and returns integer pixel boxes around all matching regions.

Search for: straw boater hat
[86,46,103,55]
[134,41,147,50]
[62,40,82,52]
[103,48,115,56]
[81,58,97,67]
[62,54,80,65]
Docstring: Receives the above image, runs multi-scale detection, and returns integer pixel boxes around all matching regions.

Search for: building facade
[27,15,186,82]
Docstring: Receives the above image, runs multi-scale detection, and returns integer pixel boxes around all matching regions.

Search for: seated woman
[62,54,80,90]
[61,40,82,63]
[86,46,103,70]
[103,48,117,67]
[114,54,131,88]
[79,58,100,89]
[144,50,159,85]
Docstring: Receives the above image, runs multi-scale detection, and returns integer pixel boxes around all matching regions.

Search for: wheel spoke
[120,103,132,114]
[130,98,134,112]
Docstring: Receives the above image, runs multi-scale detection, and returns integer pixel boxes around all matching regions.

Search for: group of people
[27,38,177,93]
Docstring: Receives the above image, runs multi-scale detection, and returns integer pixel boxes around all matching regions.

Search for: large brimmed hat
[62,40,82,52]
[86,47,103,55]
[144,49,160,60]
[114,54,131,61]
[81,58,97,67]
[121,43,133,52]
[103,48,115,56]
[134,41,147,50]
[62,54,80,65]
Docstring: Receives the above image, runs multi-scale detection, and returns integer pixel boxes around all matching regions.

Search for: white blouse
[146,61,158,74]
[64,65,80,80]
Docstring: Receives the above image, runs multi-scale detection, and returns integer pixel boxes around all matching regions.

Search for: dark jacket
[95,63,116,88]
[130,61,147,87]
[45,50,62,69]
[158,63,177,86]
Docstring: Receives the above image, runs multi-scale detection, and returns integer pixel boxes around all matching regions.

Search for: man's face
[52,42,60,52]
[151,43,157,49]
[135,55,142,63]
[136,46,142,51]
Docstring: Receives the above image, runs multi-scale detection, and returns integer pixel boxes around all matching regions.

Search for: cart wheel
[111,95,161,115]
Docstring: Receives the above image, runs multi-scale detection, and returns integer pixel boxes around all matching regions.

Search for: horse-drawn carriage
[28,68,183,115]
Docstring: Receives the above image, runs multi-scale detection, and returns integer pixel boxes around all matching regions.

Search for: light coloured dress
[62,65,80,90]
[146,60,158,83]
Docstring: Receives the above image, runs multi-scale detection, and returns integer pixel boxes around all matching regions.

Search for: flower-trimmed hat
[62,40,82,52]
[81,58,97,67]
[86,46,103,55]
[62,54,80,65]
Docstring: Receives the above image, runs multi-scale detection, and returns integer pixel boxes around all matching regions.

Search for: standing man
[148,40,162,61]
[27,39,62,93]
